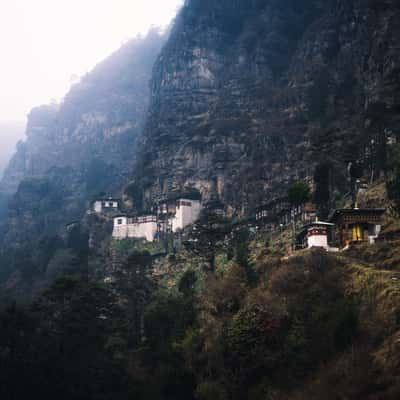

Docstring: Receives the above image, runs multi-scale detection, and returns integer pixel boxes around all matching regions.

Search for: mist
[0,0,183,122]
[0,121,25,177]
[0,0,182,177]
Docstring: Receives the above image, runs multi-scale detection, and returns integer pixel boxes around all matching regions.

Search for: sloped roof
[329,208,386,223]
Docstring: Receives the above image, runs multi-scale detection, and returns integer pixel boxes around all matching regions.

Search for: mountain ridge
[130,0,400,216]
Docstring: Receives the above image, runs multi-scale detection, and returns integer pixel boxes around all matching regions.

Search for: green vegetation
[314,162,332,218]
[387,144,400,214]
[184,209,231,271]
[1,193,400,399]
[287,180,310,206]
[114,238,165,257]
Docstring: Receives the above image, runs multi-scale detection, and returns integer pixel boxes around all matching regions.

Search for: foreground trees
[0,278,130,400]
[2,241,399,399]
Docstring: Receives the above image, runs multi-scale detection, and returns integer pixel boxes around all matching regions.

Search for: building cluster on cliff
[91,180,386,254]
[254,196,385,251]
[92,193,205,242]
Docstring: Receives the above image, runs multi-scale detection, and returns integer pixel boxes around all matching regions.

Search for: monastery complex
[91,188,386,252]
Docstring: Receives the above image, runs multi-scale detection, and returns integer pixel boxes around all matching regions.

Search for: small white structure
[296,221,334,251]
[93,198,119,213]
[368,224,382,244]
[306,222,334,249]
[113,215,158,242]
[171,199,202,232]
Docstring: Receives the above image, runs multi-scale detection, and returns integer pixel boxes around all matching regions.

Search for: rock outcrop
[1,30,166,197]
[1,0,400,300]
[0,30,166,242]
[133,0,400,214]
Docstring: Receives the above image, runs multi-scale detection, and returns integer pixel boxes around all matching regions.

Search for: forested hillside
[0,1,400,399]
[0,30,166,300]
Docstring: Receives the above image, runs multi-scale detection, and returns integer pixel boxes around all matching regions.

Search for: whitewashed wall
[307,233,329,249]
[112,216,157,242]
[172,199,202,232]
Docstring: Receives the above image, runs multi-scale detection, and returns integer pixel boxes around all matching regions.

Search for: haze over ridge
[0,0,183,123]
[0,0,183,178]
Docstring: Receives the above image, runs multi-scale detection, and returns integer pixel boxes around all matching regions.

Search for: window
[118,219,123,225]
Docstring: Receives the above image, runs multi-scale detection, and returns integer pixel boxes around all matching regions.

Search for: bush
[386,144,400,213]
[288,181,310,206]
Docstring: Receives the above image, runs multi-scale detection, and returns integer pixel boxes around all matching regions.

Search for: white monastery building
[93,198,120,213]
[113,215,158,242]
[306,221,334,249]
[171,199,202,232]
[296,221,335,251]
[112,197,203,242]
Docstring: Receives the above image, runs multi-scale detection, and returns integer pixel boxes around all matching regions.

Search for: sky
[0,0,183,123]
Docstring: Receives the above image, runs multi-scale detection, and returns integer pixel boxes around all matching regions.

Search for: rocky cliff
[0,121,25,178]
[0,31,166,298]
[3,0,400,239]
[1,30,166,197]
[0,30,166,239]
[1,0,400,299]
[133,0,400,214]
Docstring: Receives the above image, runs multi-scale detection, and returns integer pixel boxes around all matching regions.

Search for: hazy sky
[0,0,183,123]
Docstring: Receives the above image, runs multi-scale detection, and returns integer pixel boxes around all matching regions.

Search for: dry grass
[357,181,388,208]
[281,245,400,400]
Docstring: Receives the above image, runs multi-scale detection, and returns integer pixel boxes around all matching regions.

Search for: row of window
[178,201,192,207]
[101,202,118,208]
[117,216,158,225]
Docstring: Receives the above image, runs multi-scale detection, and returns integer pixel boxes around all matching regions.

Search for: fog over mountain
[0,0,183,122]
[0,121,25,177]
[1,2,400,400]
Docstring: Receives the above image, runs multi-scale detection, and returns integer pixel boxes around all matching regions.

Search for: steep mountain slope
[0,3,399,398]
[133,0,400,214]
[0,121,25,178]
[0,30,165,237]
[0,31,166,300]
[1,30,165,197]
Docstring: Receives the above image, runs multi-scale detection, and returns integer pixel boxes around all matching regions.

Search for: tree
[184,210,231,272]
[229,227,254,283]
[142,284,196,400]
[113,251,154,346]
[178,269,198,297]
[314,162,332,219]
[66,223,89,279]
[288,181,310,207]
[0,278,129,400]
[387,144,400,214]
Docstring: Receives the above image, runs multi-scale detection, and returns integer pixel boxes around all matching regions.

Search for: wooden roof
[297,221,334,239]
[330,208,386,224]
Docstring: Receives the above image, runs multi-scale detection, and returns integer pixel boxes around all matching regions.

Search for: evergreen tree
[288,181,310,207]
[184,210,231,272]
[314,162,332,219]
[387,144,400,214]
[113,251,154,346]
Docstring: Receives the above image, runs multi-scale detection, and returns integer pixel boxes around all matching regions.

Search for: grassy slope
[123,180,400,399]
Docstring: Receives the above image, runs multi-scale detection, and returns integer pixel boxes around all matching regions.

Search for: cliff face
[0,31,167,300]
[3,0,400,237]
[1,30,165,196]
[0,31,166,242]
[134,0,400,214]
[0,121,25,178]
[1,0,400,299]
